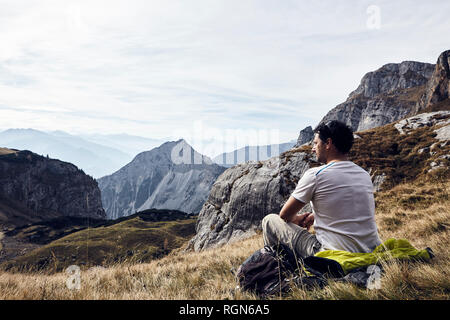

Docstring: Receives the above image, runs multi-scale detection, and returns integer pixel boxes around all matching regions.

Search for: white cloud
[0,0,449,156]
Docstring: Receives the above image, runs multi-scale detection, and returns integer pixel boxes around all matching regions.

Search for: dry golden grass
[0,234,263,300]
[0,178,448,300]
[0,148,17,155]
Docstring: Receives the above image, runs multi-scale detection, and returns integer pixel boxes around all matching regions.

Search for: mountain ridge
[0,148,105,229]
[318,60,435,133]
[98,139,226,219]
[0,128,132,178]
[294,52,450,150]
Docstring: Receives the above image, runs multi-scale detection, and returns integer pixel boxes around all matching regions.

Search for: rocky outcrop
[294,126,314,147]
[98,139,226,219]
[318,61,435,132]
[414,50,450,113]
[188,149,317,251]
[348,61,434,100]
[394,111,450,135]
[394,111,450,173]
[0,149,106,228]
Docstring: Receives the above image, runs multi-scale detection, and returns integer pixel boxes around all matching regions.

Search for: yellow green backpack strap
[372,238,434,261]
[313,238,433,274]
[314,250,377,274]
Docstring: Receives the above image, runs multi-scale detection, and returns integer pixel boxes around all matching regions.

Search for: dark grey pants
[262,213,322,258]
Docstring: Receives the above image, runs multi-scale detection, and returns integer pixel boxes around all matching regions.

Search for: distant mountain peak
[133,138,214,166]
[98,138,226,219]
[2,128,44,134]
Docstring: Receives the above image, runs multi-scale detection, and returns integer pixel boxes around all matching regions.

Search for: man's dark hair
[314,121,354,154]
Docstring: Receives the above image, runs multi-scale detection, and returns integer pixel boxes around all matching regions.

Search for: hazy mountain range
[0,129,167,178]
[0,128,296,178]
[212,141,296,168]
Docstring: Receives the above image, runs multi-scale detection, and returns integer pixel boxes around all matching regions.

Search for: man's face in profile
[312,133,327,164]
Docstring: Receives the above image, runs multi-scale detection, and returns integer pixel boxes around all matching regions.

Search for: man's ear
[325,137,333,150]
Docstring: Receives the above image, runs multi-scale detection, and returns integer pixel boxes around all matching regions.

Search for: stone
[418,147,430,154]
[294,126,314,147]
[434,125,450,141]
[393,111,450,135]
[372,173,387,193]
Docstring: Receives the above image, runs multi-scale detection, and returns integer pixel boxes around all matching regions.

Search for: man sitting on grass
[262,120,381,258]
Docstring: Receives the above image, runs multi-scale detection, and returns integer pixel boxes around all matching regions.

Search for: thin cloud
[0,0,449,156]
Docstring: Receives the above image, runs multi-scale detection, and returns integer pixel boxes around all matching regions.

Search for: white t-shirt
[291,161,381,253]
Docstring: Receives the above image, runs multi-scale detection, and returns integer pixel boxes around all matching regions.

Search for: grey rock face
[0,150,105,227]
[394,111,450,135]
[98,139,226,219]
[394,111,450,173]
[188,150,317,251]
[294,126,314,147]
[348,61,435,99]
[319,61,435,132]
[415,50,450,113]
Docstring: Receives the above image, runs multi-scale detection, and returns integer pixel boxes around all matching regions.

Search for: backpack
[235,244,326,297]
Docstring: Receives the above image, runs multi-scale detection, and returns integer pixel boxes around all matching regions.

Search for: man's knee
[262,213,279,246]
[262,213,284,242]
[262,213,280,232]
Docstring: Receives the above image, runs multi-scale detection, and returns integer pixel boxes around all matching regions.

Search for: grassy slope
[0,215,197,273]
[0,148,18,155]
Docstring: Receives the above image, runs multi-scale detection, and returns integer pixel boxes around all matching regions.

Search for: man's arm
[283,168,316,227]
[279,196,306,224]
[280,196,315,229]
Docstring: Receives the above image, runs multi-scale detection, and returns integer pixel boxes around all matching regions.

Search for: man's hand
[279,196,305,223]
[291,213,308,227]
[303,213,314,230]
[291,212,314,230]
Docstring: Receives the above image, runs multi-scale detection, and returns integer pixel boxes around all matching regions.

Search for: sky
[0,0,449,157]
